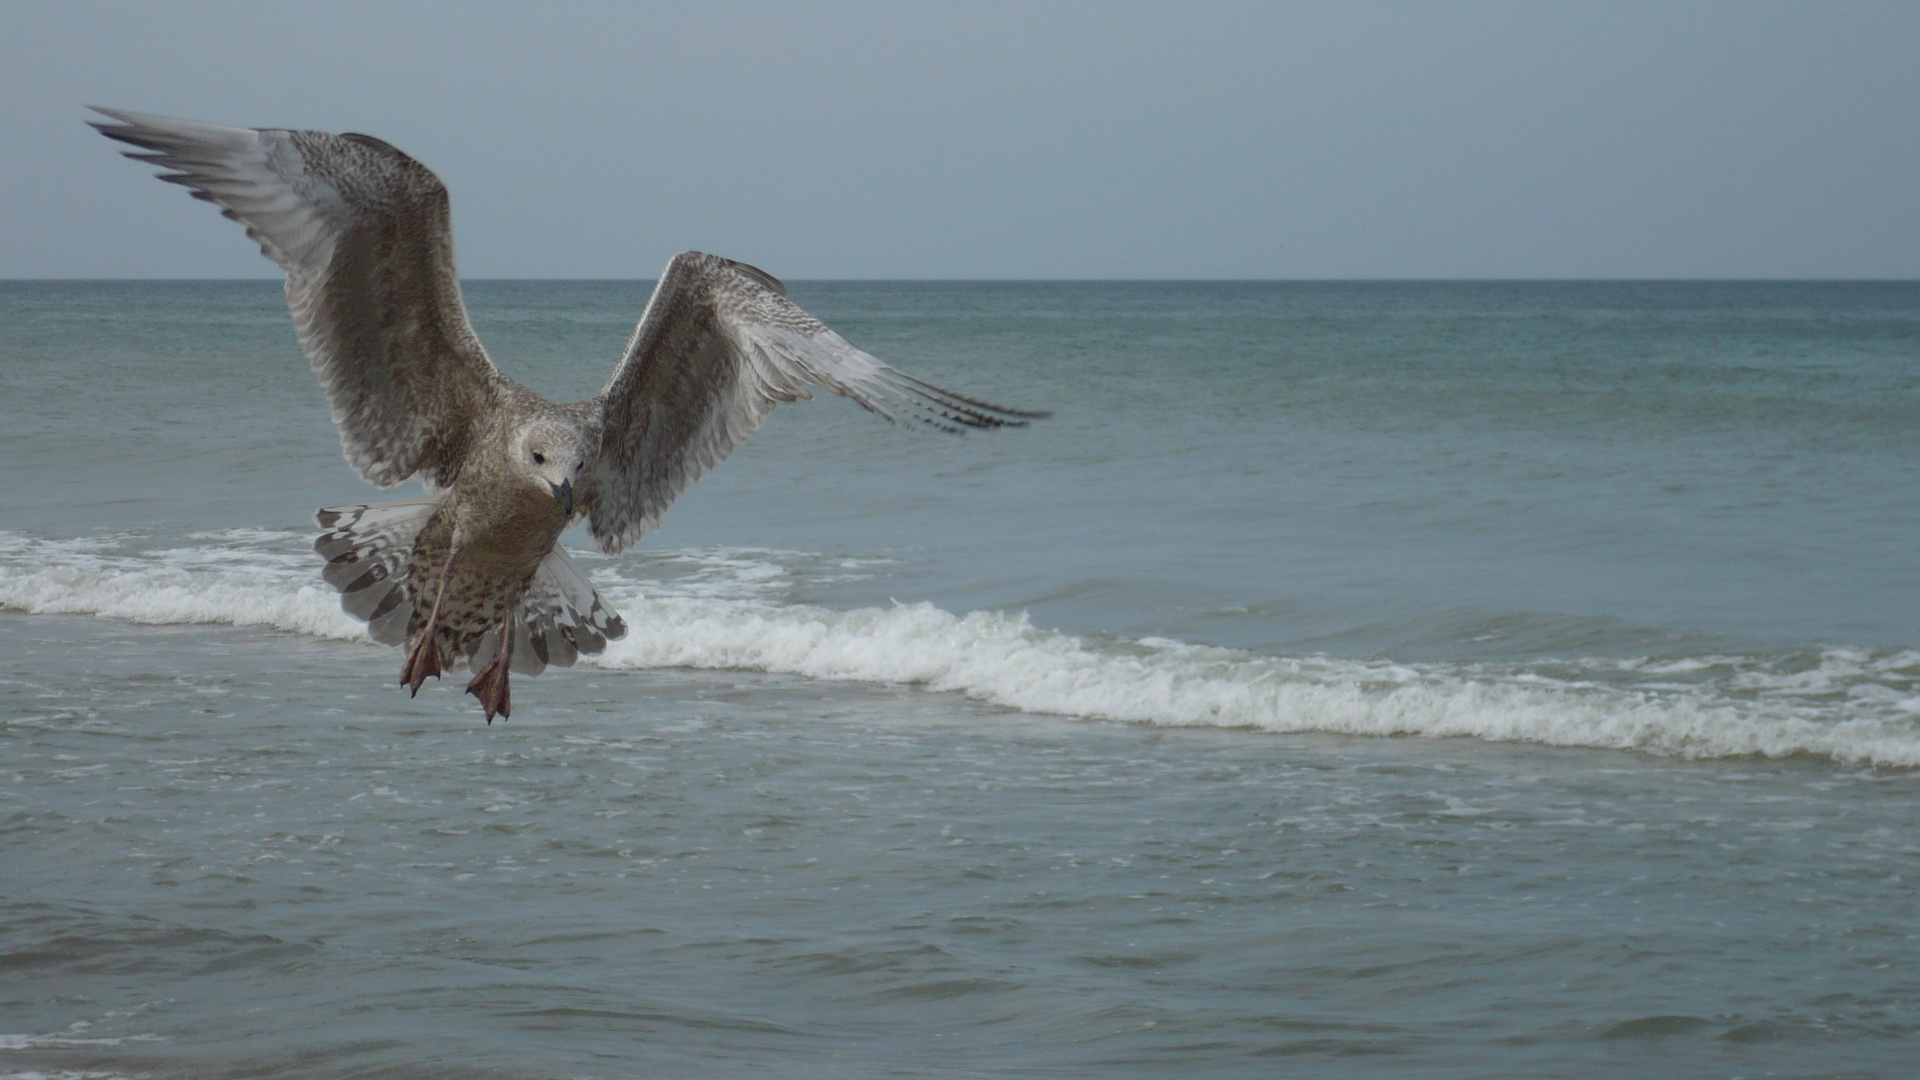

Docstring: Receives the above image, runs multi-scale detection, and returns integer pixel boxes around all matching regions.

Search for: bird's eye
[532,452,546,464]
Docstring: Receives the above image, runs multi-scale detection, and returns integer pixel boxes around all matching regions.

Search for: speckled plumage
[94,107,1045,721]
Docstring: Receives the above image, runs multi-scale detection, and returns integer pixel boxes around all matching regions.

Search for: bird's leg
[400,554,455,696]
[465,616,514,724]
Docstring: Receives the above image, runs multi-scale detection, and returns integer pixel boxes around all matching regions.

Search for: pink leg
[400,557,454,696]
[465,617,514,724]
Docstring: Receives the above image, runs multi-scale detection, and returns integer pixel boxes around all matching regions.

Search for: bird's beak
[549,478,575,517]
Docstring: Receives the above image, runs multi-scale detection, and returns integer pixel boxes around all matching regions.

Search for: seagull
[91,107,1045,722]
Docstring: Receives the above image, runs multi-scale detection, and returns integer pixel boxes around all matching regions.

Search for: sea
[2,278,1917,1079]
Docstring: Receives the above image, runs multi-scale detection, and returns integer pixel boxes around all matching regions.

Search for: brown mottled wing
[91,108,497,488]
[586,251,1047,553]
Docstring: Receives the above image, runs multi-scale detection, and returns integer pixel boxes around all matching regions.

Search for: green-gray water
[4,280,1918,1077]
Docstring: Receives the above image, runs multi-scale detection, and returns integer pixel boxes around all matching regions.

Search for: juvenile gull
[92,107,1045,723]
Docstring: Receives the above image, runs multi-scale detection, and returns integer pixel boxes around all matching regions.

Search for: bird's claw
[465,656,511,724]
[400,633,441,695]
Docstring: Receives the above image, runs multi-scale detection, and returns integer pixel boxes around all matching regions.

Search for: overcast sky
[4,1,1917,279]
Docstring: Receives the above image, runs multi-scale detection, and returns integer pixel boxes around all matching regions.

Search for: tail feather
[315,497,625,673]
[313,498,440,646]
[471,546,628,676]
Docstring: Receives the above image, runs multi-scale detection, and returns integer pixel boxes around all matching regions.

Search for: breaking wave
[3,530,1918,766]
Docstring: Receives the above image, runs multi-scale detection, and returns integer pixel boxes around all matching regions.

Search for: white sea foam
[0,1025,162,1051]
[4,531,1919,766]
[0,530,364,641]
[0,1072,142,1080]
[588,590,1920,765]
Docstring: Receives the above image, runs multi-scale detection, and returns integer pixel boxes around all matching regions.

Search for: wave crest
[593,593,1920,764]
[4,531,1918,766]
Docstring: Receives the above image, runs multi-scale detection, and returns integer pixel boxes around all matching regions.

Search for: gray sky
[4,1,1917,279]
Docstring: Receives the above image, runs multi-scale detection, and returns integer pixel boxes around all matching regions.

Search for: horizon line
[5,276,1919,285]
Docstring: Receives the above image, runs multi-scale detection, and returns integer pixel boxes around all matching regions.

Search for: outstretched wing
[587,251,1047,553]
[91,108,499,489]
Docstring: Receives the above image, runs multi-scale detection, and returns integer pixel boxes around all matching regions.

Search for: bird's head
[509,420,593,518]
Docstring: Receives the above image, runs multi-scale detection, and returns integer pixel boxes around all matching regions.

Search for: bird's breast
[453,486,569,577]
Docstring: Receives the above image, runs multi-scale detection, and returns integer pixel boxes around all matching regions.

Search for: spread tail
[314,498,441,646]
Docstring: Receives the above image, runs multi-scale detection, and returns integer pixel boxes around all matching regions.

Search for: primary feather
[91,107,498,489]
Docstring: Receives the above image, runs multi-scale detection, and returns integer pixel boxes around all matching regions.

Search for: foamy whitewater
[6,529,1919,766]
[5,280,1919,1078]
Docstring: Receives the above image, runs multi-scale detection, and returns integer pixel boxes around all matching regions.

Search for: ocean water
[2,278,1918,1078]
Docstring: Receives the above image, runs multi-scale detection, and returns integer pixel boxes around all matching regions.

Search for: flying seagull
[91,107,1045,723]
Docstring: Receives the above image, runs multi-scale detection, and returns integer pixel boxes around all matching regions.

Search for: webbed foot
[465,655,511,724]
[400,631,442,696]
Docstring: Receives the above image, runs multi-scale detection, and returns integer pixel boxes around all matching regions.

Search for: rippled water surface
[3,280,1919,1077]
